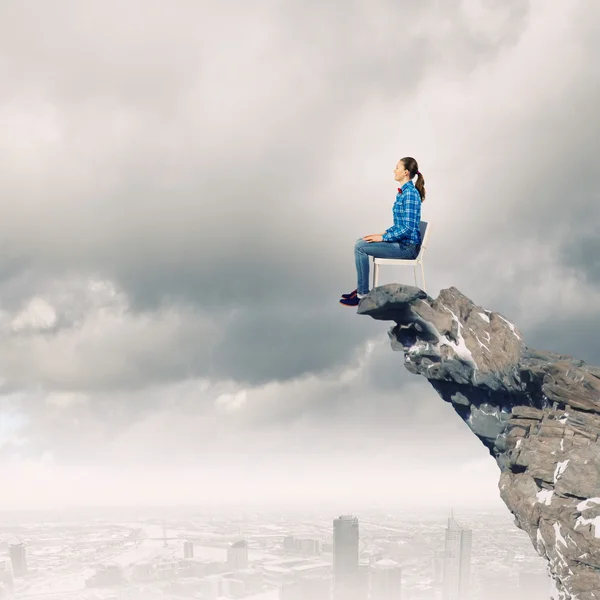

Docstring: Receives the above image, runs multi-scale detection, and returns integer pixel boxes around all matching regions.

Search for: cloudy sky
[0,0,599,512]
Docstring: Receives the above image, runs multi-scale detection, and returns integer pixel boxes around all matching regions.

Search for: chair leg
[421,260,426,293]
[373,261,379,288]
[413,266,418,287]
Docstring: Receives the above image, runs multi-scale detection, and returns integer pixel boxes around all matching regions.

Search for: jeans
[354,238,420,295]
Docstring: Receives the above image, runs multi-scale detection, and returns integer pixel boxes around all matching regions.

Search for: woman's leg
[355,240,420,294]
[354,238,372,295]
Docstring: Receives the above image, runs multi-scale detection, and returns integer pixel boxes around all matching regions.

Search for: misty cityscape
[0,506,548,600]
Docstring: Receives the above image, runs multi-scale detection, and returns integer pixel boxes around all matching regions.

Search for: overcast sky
[0,0,599,512]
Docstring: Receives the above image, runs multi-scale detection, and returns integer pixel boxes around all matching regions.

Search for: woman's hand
[362,234,384,242]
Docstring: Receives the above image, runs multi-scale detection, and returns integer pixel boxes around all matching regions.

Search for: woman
[339,157,425,307]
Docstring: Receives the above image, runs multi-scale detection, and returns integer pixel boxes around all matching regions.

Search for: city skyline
[0,506,549,600]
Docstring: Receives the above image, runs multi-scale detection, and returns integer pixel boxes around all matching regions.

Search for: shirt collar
[397,180,415,194]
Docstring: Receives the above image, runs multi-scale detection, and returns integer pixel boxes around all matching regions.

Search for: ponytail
[400,156,426,202]
[415,171,426,202]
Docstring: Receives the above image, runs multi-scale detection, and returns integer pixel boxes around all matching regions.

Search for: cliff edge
[358,285,600,600]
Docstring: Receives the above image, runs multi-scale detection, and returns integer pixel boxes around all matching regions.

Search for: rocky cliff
[358,285,600,600]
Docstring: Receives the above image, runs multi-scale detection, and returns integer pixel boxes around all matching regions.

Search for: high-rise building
[333,515,361,600]
[358,563,370,600]
[442,513,471,600]
[9,543,27,577]
[370,558,402,600]
[183,541,194,559]
[227,540,249,571]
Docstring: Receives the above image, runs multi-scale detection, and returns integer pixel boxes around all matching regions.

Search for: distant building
[442,513,472,600]
[370,558,402,600]
[177,558,209,578]
[9,543,27,577]
[222,577,245,596]
[357,562,370,600]
[200,574,223,600]
[283,535,321,556]
[233,567,265,594]
[155,559,179,580]
[432,550,444,588]
[296,538,322,555]
[284,536,295,552]
[183,540,194,559]
[86,563,124,587]
[280,575,331,600]
[132,562,155,582]
[0,558,13,587]
[333,515,362,600]
[227,540,249,571]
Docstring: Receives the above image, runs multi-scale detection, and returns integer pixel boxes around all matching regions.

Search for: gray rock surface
[358,285,600,600]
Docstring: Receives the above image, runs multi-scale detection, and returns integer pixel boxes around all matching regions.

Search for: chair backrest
[419,220,430,250]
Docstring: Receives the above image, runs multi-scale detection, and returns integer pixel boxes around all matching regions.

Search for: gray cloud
[0,0,541,390]
[1,337,468,467]
[0,0,598,508]
[524,310,600,367]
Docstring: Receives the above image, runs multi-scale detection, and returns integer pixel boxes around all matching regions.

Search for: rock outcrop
[358,285,600,600]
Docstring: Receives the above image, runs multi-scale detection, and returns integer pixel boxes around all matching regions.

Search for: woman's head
[394,157,426,202]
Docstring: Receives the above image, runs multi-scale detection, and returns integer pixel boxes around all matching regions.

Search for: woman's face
[394,160,408,181]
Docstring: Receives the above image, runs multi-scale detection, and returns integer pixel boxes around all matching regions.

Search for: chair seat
[373,256,421,265]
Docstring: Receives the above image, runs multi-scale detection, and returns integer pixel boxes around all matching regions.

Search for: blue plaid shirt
[382,180,422,245]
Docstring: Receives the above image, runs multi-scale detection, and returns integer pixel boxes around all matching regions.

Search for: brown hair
[401,157,426,202]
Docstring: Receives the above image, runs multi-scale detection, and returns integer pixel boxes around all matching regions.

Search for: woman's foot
[339,291,367,307]
[341,289,357,299]
[339,295,361,307]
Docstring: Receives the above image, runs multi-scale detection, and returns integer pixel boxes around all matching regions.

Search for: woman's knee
[354,237,368,250]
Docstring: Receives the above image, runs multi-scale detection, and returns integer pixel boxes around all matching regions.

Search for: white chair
[372,221,430,292]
